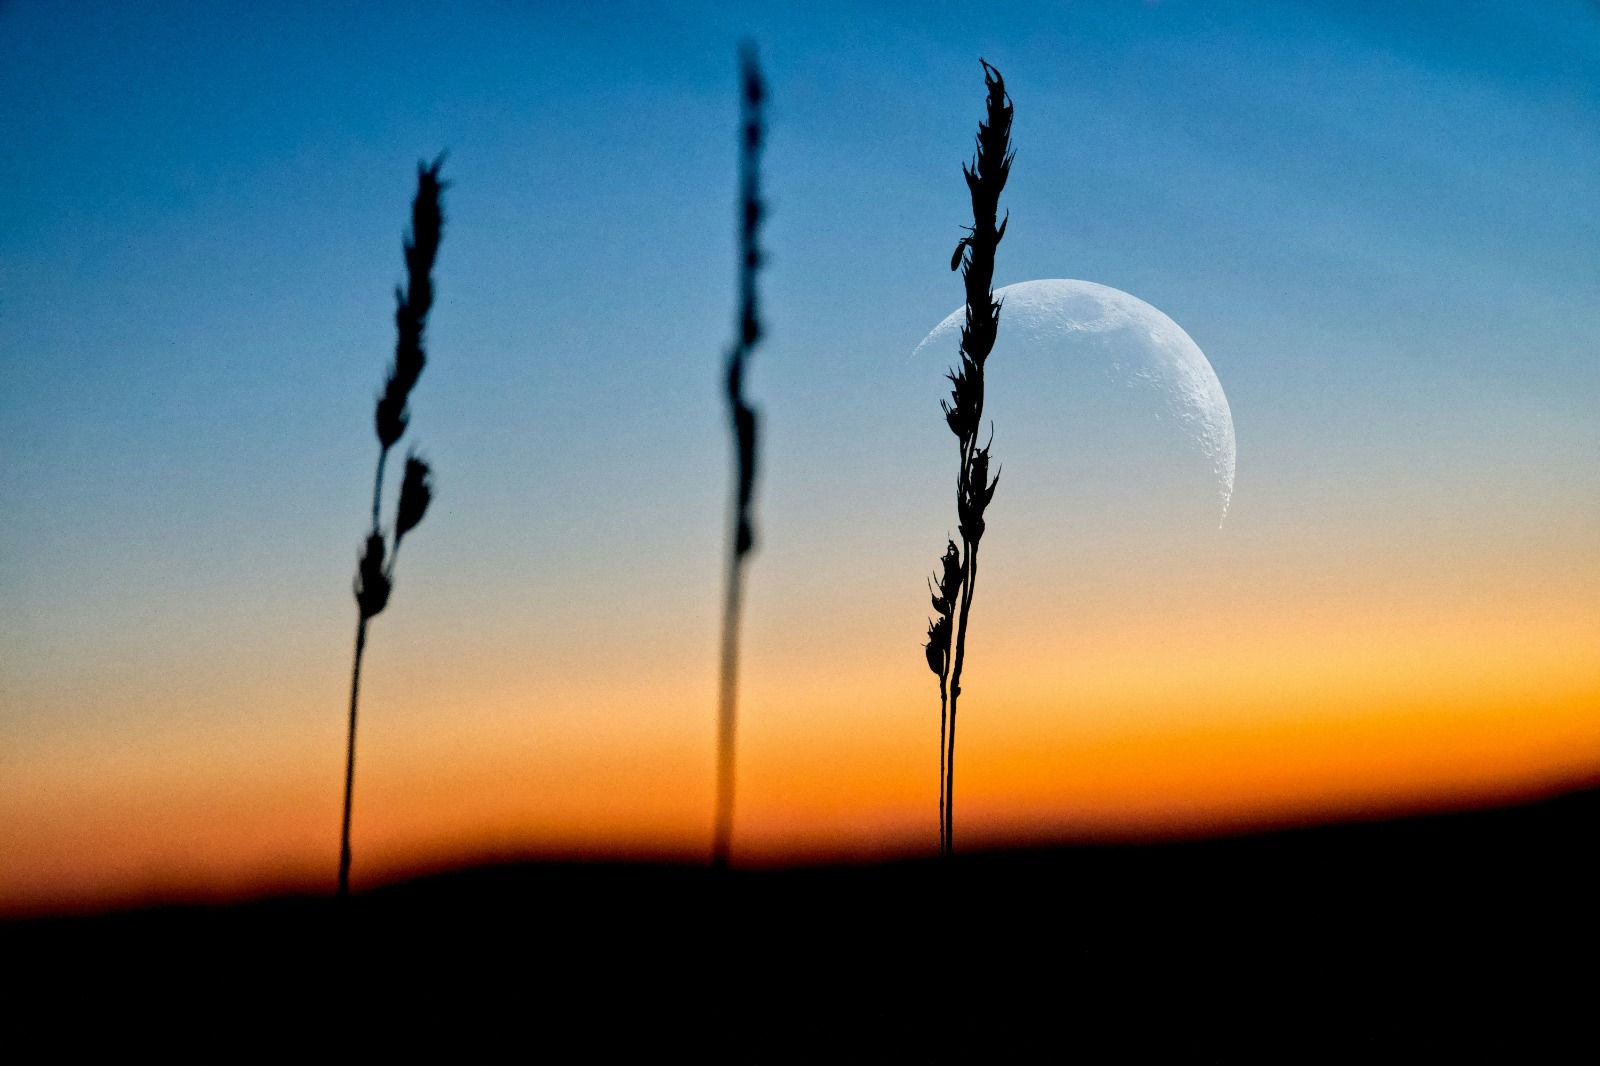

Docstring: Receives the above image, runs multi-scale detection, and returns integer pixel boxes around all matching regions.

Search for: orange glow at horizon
[4,585,1596,916]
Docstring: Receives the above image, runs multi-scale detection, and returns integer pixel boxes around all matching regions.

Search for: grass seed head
[940,539,964,598]
[375,380,410,449]
[925,614,952,676]
[405,155,447,310]
[930,540,965,616]
[725,47,765,562]
[942,357,984,442]
[958,444,1000,545]
[395,453,433,543]
[354,532,391,619]
[374,155,447,452]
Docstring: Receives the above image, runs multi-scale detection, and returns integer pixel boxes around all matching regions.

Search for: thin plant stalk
[938,673,947,850]
[338,616,368,898]
[927,543,959,852]
[921,544,953,851]
[714,542,745,868]
[713,44,767,869]
[337,156,445,901]
[338,424,396,898]
[929,60,1011,857]
[947,551,976,853]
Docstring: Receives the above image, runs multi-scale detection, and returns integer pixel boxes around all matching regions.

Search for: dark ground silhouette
[6,782,1594,1047]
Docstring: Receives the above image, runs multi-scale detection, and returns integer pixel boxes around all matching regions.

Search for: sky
[2,0,1597,913]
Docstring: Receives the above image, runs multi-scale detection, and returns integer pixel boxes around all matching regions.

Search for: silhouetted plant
[926,60,1011,857]
[925,540,963,847]
[338,156,446,901]
[714,45,766,869]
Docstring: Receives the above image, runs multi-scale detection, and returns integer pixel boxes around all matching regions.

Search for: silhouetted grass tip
[340,154,447,902]
[727,45,765,560]
[927,59,1013,857]
[376,155,448,451]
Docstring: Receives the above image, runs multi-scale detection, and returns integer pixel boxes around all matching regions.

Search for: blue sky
[2,0,1596,741]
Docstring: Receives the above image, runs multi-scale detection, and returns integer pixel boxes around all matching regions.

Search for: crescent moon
[914,279,1236,525]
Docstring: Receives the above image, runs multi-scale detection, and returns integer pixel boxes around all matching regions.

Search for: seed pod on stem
[354,533,391,620]
[394,453,434,548]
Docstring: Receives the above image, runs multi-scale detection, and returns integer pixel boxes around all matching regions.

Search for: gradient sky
[3,0,1597,913]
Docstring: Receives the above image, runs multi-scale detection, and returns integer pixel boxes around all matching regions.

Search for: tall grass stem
[712,45,766,869]
[337,155,445,899]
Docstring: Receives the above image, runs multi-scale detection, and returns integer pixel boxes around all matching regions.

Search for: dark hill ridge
[6,783,1595,1045]
[10,779,1598,939]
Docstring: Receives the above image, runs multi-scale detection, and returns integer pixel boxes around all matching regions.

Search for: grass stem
[712,44,766,869]
[337,616,367,901]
